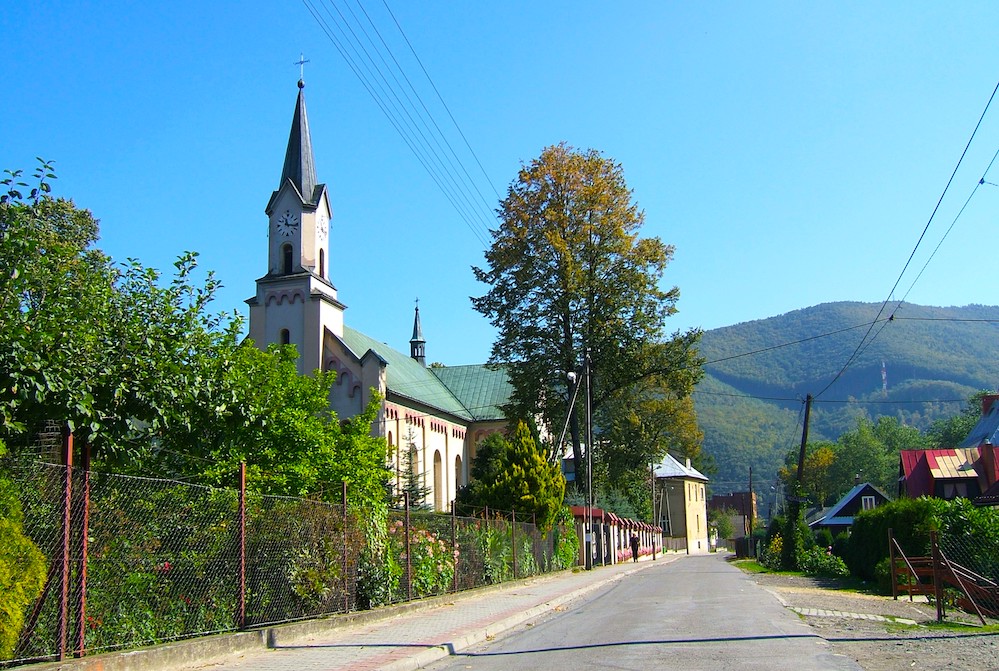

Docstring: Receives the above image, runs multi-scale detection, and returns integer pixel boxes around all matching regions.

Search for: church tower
[247,79,345,375]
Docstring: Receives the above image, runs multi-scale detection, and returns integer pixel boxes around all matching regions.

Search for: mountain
[694,302,999,496]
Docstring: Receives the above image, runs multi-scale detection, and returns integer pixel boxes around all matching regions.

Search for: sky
[6,2,999,366]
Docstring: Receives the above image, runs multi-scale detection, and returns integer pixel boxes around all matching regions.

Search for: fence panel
[4,455,573,667]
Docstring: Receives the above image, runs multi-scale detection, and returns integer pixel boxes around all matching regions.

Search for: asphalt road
[424,553,863,671]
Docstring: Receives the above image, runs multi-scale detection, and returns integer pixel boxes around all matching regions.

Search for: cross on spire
[294,53,310,84]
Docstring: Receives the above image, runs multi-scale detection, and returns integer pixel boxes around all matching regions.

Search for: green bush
[798,546,849,578]
[0,445,47,660]
[551,507,579,570]
[845,497,944,580]
[814,528,834,550]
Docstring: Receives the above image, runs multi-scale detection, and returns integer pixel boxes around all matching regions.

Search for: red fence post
[74,439,91,658]
[237,462,246,630]
[450,503,457,593]
[57,425,73,661]
[342,480,349,613]
[404,492,412,602]
[512,510,517,580]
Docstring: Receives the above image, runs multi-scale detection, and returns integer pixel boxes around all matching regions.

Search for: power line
[814,77,999,400]
[301,0,497,248]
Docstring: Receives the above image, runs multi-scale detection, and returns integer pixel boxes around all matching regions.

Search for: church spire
[279,79,318,204]
[410,301,426,366]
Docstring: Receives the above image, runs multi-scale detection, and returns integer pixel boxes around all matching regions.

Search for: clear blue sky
[6,2,999,366]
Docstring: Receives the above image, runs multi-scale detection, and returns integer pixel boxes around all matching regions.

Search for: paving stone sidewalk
[186,556,676,671]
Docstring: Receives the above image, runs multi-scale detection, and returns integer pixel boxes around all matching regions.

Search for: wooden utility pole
[781,394,812,570]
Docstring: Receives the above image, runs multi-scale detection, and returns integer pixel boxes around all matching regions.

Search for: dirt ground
[748,572,999,671]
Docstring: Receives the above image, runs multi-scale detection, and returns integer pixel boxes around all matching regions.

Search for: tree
[778,441,838,507]
[926,389,989,448]
[829,416,926,498]
[472,143,702,481]
[455,421,565,530]
[398,426,431,510]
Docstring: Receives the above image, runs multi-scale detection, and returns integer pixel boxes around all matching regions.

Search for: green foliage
[0,441,46,658]
[697,301,999,494]
[551,506,580,569]
[456,422,565,530]
[398,428,431,510]
[845,497,944,580]
[709,507,736,541]
[926,390,990,448]
[798,546,849,578]
[472,143,702,480]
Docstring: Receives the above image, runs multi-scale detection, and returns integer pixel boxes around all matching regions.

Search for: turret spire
[410,300,426,366]
[279,80,318,204]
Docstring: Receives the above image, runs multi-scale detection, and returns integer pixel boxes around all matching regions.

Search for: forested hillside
[696,302,999,495]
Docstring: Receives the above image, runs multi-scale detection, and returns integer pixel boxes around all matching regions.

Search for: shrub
[551,506,579,570]
[0,470,46,659]
[846,497,943,580]
[798,546,848,578]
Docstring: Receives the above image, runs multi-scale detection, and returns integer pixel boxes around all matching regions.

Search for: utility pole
[782,393,812,570]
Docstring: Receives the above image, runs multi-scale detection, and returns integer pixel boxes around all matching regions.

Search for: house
[898,394,999,506]
[806,483,891,535]
[653,454,710,554]
[246,80,510,511]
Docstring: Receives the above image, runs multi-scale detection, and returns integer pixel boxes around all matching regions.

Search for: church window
[281,244,293,274]
[279,329,290,346]
[433,450,443,512]
[319,249,325,278]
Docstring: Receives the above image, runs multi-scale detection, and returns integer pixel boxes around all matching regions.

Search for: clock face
[318,213,328,241]
[276,210,299,237]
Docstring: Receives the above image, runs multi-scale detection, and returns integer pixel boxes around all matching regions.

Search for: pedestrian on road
[629,533,639,562]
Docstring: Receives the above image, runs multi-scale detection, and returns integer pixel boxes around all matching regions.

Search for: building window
[281,244,293,274]
[862,495,876,511]
[319,249,325,278]
[279,328,290,346]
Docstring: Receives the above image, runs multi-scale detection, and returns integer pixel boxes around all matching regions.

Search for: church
[246,80,510,511]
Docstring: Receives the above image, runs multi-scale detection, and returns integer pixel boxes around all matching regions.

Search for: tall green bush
[0,442,47,659]
[846,497,945,580]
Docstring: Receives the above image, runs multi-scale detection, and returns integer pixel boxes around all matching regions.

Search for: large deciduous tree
[472,143,702,480]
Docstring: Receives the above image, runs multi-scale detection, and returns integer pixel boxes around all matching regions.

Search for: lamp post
[584,348,594,570]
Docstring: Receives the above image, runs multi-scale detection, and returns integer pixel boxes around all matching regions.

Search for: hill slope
[695,302,999,494]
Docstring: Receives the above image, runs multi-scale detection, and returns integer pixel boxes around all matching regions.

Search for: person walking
[629,533,640,562]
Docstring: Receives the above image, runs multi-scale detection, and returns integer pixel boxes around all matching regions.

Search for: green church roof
[430,364,510,422]
[338,326,509,424]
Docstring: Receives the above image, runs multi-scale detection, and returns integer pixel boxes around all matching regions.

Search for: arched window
[279,328,290,346]
[433,450,443,512]
[454,455,463,490]
[281,244,293,274]
[319,249,325,278]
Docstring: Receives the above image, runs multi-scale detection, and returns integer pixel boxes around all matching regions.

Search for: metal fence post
[404,492,412,602]
[57,425,73,661]
[74,439,91,658]
[342,480,349,613]
[237,462,246,630]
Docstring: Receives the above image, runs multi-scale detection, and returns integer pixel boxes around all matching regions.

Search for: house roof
[338,326,509,424]
[900,448,981,497]
[653,453,709,482]
[960,398,999,448]
[808,482,891,528]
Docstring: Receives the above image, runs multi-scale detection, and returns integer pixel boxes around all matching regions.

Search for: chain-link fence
[2,450,574,667]
[938,529,999,620]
